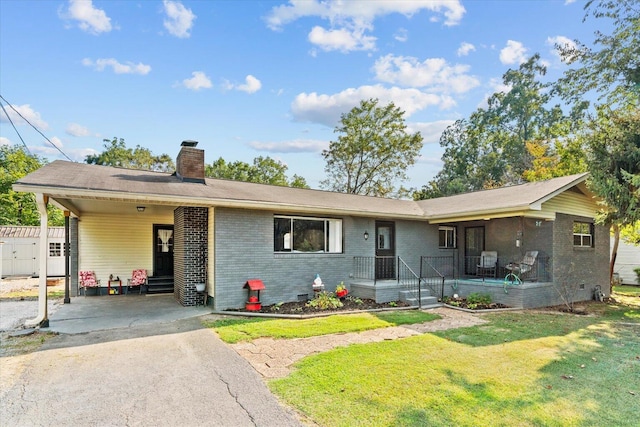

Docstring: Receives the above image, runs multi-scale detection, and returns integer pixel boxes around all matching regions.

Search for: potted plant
[335,282,348,299]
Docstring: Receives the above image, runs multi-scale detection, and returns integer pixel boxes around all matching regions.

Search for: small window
[573,222,593,247]
[49,242,62,257]
[439,226,456,248]
[274,216,343,253]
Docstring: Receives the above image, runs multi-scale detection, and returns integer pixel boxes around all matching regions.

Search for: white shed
[1,226,66,278]
[612,238,640,285]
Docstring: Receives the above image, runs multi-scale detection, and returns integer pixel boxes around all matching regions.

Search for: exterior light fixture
[364,231,369,240]
[137,206,145,212]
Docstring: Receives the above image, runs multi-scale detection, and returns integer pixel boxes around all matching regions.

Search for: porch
[349,255,557,309]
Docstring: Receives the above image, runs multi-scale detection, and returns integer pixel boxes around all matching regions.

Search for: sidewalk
[231,307,486,378]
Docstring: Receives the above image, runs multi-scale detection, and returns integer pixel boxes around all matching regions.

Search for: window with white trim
[274,216,343,253]
[573,222,593,247]
[439,226,456,248]
[49,242,63,257]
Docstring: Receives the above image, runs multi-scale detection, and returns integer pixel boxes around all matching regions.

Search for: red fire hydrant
[244,279,265,311]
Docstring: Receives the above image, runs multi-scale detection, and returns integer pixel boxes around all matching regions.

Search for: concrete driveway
[1,295,304,426]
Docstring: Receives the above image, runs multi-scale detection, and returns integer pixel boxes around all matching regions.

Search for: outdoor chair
[477,251,498,278]
[505,251,539,282]
[127,269,147,294]
[79,270,100,297]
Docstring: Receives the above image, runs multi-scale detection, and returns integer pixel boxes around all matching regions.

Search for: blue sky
[0,0,601,190]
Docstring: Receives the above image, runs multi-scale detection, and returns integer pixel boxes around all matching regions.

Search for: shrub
[306,291,343,310]
[634,267,640,285]
[467,292,492,305]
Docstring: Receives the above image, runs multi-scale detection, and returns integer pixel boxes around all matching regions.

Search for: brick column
[174,207,208,306]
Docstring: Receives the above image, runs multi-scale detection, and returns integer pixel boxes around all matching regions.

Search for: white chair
[505,251,539,282]
[477,251,498,278]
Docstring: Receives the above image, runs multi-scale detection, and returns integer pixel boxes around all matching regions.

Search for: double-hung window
[439,226,456,248]
[573,222,593,247]
[274,216,343,253]
[49,242,63,257]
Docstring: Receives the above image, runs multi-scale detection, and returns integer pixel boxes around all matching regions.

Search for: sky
[0,0,604,191]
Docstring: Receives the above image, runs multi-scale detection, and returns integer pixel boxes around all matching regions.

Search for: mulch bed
[227,297,411,315]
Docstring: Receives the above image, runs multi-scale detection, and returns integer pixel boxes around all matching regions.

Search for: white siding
[613,239,640,285]
[541,192,599,219]
[79,211,173,283]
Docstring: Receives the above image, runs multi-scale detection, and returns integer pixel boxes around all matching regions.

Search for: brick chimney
[176,140,205,184]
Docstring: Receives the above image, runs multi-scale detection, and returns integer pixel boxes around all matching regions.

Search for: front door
[375,221,395,279]
[153,225,174,277]
[464,226,485,275]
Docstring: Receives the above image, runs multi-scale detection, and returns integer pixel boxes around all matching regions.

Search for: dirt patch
[227,296,411,315]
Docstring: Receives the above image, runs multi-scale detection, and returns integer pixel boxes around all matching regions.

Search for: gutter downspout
[26,193,49,328]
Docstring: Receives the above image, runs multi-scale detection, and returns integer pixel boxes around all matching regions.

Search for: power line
[0,99,31,155]
[0,94,73,161]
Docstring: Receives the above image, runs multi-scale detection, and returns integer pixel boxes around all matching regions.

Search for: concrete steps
[398,289,440,307]
[146,276,174,294]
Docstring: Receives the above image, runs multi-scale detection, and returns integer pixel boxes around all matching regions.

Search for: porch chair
[127,269,147,294]
[505,251,539,282]
[476,251,498,278]
[79,270,101,297]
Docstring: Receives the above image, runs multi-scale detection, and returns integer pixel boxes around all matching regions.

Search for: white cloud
[394,28,408,43]
[547,35,577,62]
[0,137,10,146]
[407,120,455,144]
[499,40,528,65]
[457,42,475,57]
[60,0,113,35]
[265,0,465,52]
[248,139,328,153]
[0,103,49,130]
[236,75,262,94]
[163,0,196,38]
[66,123,91,137]
[372,54,480,94]
[82,58,151,75]
[182,71,212,91]
[291,85,452,127]
[308,26,376,52]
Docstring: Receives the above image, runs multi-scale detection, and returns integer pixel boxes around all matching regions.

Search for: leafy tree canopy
[86,137,175,172]
[205,156,309,188]
[0,145,63,226]
[321,98,423,197]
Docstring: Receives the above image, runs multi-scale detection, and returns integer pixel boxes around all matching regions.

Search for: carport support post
[64,212,70,304]
[25,193,49,328]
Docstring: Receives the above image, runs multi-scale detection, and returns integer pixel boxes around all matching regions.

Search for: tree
[321,98,423,197]
[86,137,175,172]
[0,145,63,226]
[205,156,309,188]
[556,0,639,107]
[585,106,640,291]
[417,55,587,199]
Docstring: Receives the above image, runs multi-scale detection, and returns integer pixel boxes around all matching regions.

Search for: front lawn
[205,310,440,343]
[270,302,639,426]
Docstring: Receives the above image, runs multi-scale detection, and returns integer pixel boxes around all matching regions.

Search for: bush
[634,267,640,285]
[467,292,492,305]
[306,291,343,310]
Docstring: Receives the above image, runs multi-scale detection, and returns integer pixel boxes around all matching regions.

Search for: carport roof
[14,161,591,221]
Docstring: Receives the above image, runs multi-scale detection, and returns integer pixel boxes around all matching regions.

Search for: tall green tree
[585,107,640,290]
[0,145,63,226]
[321,98,423,197]
[417,55,587,199]
[86,137,175,172]
[206,156,308,188]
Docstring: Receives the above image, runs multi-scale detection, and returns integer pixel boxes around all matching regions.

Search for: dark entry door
[464,226,484,275]
[375,221,395,279]
[153,225,174,277]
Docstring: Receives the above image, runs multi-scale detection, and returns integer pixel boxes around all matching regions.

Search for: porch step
[398,289,439,307]
[146,276,174,294]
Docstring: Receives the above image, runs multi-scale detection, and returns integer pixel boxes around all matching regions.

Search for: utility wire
[0,94,73,161]
[0,99,31,155]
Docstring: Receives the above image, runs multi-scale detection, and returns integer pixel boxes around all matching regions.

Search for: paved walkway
[231,307,487,378]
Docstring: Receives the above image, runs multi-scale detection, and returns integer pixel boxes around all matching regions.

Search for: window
[439,226,456,248]
[274,216,342,253]
[49,242,63,257]
[573,222,593,247]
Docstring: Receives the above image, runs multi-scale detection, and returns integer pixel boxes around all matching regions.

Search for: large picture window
[439,226,456,248]
[274,216,342,253]
[573,221,594,247]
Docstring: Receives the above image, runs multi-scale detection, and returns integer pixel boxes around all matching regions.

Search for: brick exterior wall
[176,146,205,183]
[174,207,208,306]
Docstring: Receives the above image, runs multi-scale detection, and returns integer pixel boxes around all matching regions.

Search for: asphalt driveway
[1,309,303,426]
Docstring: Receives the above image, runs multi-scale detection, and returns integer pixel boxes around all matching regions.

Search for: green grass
[0,289,65,301]
[270,302,640,427]
[614,285,640,297]
[205,310,440,343]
